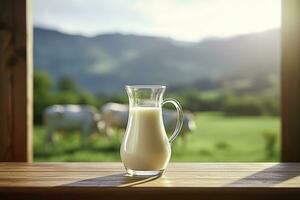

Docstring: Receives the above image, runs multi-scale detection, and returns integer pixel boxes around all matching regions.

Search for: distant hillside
[34,27,280,94]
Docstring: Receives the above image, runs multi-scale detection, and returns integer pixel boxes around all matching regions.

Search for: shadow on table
[60,173,160,187]
[228,163,300,187]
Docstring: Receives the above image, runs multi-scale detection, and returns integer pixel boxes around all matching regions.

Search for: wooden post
[281,0,300,161]
[0,0,32,162]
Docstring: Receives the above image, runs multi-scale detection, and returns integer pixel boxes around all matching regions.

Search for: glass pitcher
[120,85,183,176]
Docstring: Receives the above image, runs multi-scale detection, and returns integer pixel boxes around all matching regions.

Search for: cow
[162,109,196,143]
[100,103,196,143]
[43,105,103,144]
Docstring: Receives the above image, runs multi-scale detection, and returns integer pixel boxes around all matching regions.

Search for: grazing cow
[100,103,196,141]
[43,105,102,143]
[100,103,129,136]
[162,109,196,143]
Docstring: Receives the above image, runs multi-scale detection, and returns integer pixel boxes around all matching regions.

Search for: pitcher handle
[162,98,183,144]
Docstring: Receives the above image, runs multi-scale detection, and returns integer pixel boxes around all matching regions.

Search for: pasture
[34,112,280,162]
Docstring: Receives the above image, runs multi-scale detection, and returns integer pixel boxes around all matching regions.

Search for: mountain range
[34,27,280,94]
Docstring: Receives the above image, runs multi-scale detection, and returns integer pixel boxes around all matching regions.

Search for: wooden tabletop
[0,162,300,200]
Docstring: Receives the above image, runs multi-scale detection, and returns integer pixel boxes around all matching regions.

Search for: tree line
[34,70,279,124]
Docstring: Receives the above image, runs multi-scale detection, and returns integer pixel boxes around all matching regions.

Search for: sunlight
[33,0,280,41]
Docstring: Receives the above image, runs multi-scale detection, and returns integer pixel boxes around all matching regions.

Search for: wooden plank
[1,187,300,200]
[0,0,32,161]
[282,1,300,161]
[0,162,300,172]
[0,163,300,200]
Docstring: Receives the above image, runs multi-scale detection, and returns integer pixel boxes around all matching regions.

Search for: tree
[34,70,53,94]
[34,70,54,124]
[57,75,78,92]
[78,92,98,106]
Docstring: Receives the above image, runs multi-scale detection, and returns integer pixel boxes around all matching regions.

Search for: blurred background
[33,0,281,162]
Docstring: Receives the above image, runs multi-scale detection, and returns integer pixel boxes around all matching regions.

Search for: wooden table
[0,163,300,200]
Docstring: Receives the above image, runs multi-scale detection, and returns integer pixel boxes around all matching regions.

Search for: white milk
[120,107,171,171]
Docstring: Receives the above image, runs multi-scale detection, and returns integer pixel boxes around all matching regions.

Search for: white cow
[43,105,102,143]
[100,103,129,136]
[162,109,196,141]
[100,103,196,141]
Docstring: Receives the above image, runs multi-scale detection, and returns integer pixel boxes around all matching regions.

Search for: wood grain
[282,0,300,161]
[0,0,32,161]
[0,163,300,200]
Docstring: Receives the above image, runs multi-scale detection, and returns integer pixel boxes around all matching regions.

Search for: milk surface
[120,107,171,171]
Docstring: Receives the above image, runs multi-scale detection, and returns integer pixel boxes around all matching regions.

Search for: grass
[34,112,280,162]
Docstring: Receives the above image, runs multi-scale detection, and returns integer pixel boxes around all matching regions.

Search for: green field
[34,112,280,162]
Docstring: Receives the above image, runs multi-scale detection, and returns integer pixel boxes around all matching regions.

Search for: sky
[33,0,280,42]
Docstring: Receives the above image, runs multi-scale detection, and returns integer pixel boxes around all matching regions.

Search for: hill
[34,28,280,94]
